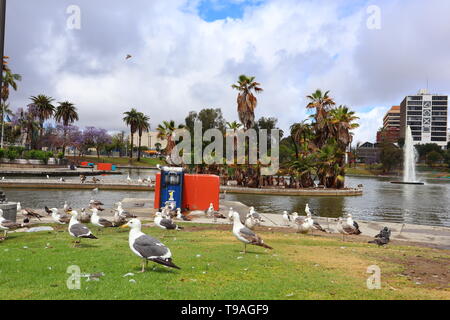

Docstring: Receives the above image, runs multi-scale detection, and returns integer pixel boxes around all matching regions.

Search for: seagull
[46,175,50,179]
[230,211,272,254]
[115,202,136,219]
[154,212,183,230]
[0,209,24,238]
[369,227,391,246]
[113,210,127,227]
[92,177,100,184]
[79,208,92,223]
[305,203,313,216]
[248,206,263,222]
[305,211,327,234]
[91,208,115,229]
[89,199,105,211]
[80,175,86,184]
[127,174,132,184]
[336,214,361,241]
[45,207,70,224]
[292,212,312,234]
[17,203,43,221]
[92,188,99,193]
[206,203,226,222]
[120,218,180,272]
[125,54,132,60]
[282,211,291,225]
[63,201,69,212]
[137,177,143,184]
[59,177,65,182]
[175,208,190,221]
[67,210,98,246]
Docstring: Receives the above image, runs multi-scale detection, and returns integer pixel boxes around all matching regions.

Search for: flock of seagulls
[2,192,393,271]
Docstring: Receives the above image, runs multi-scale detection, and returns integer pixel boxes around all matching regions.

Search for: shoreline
[0,179,363,196]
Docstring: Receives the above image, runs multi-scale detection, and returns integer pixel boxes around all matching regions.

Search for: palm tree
[136,112,150,162]
[306,89,336,149]
[231,75,263,130]
[30,95,55,142]
[123,108,140,160]
[1,57,22,148]
[156,120,185,155]
[55,101,79,155]
[329,105,359,149]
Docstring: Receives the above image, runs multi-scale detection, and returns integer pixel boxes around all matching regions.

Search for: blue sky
[197,0,265,21]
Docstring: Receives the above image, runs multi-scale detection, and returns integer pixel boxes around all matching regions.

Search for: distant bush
[57,152,65,160]
[6,149,19,161]
[0,148,4,159]
[22,150,54,163]
[8,146,25,157]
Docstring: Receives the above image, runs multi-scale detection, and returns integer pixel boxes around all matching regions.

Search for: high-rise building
[383,106,401,130]
[399,89,448,147]
[377,106,401,143]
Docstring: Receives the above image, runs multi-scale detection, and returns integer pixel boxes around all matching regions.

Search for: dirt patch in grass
[378,254,450,289]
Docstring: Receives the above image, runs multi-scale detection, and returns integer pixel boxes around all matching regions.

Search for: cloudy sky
[5,0,450,144]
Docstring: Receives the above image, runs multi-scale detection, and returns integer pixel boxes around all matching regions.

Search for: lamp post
[0,0,6,149]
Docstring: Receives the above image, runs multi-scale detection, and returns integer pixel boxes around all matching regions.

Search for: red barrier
[154,173,220,211]
[97,163,112,171]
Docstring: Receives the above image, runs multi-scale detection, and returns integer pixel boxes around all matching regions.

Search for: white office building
[400,89,448,148]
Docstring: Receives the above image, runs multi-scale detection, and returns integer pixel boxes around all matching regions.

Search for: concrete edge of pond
[0,180,363,196]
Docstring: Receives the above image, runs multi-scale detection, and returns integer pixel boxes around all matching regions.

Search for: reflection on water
[2,172,449,227]
[229,176,450,227]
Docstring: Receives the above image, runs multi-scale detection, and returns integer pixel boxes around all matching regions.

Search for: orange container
[154,173,219,211]
[97,163,112,171]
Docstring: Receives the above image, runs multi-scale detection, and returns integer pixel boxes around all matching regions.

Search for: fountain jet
[391,125,424,185]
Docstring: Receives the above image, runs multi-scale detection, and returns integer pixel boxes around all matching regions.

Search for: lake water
[2,171,450,227]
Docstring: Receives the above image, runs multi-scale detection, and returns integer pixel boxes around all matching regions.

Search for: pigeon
[369,227,391,246]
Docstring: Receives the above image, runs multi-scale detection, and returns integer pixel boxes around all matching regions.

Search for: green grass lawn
[0,223,448,300]
[67,156,166,167]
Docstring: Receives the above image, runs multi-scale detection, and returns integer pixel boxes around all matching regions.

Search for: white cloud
[7,0,450,144]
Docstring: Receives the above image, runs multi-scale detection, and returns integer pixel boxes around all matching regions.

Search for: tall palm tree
[55,101,79,155]
[136,112,150,162]
[123,108,140,160]
[306,89,336,149]
[231,75,263,130]
[1,57,22,148]
[30,95,55,142]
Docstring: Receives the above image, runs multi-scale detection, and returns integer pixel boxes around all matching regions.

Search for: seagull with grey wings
[121,218,180,272]
[230,210,272,253]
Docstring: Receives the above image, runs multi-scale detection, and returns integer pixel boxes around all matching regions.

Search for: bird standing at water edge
[336,214,361,241]
[46,207,70,224]
[121,218,180,272]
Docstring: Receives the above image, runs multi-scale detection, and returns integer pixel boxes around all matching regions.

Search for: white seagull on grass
[121,218,180,272]
[230,211,272,254]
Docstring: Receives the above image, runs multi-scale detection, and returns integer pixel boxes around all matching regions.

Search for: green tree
[136,112,150,162]
[1,57,22,148]
[55,101,79,154]
[231,75,263,130]
[380,143,402,173]
[123,108,140,160]
[426,151,443,167]
[30,95,55,142]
